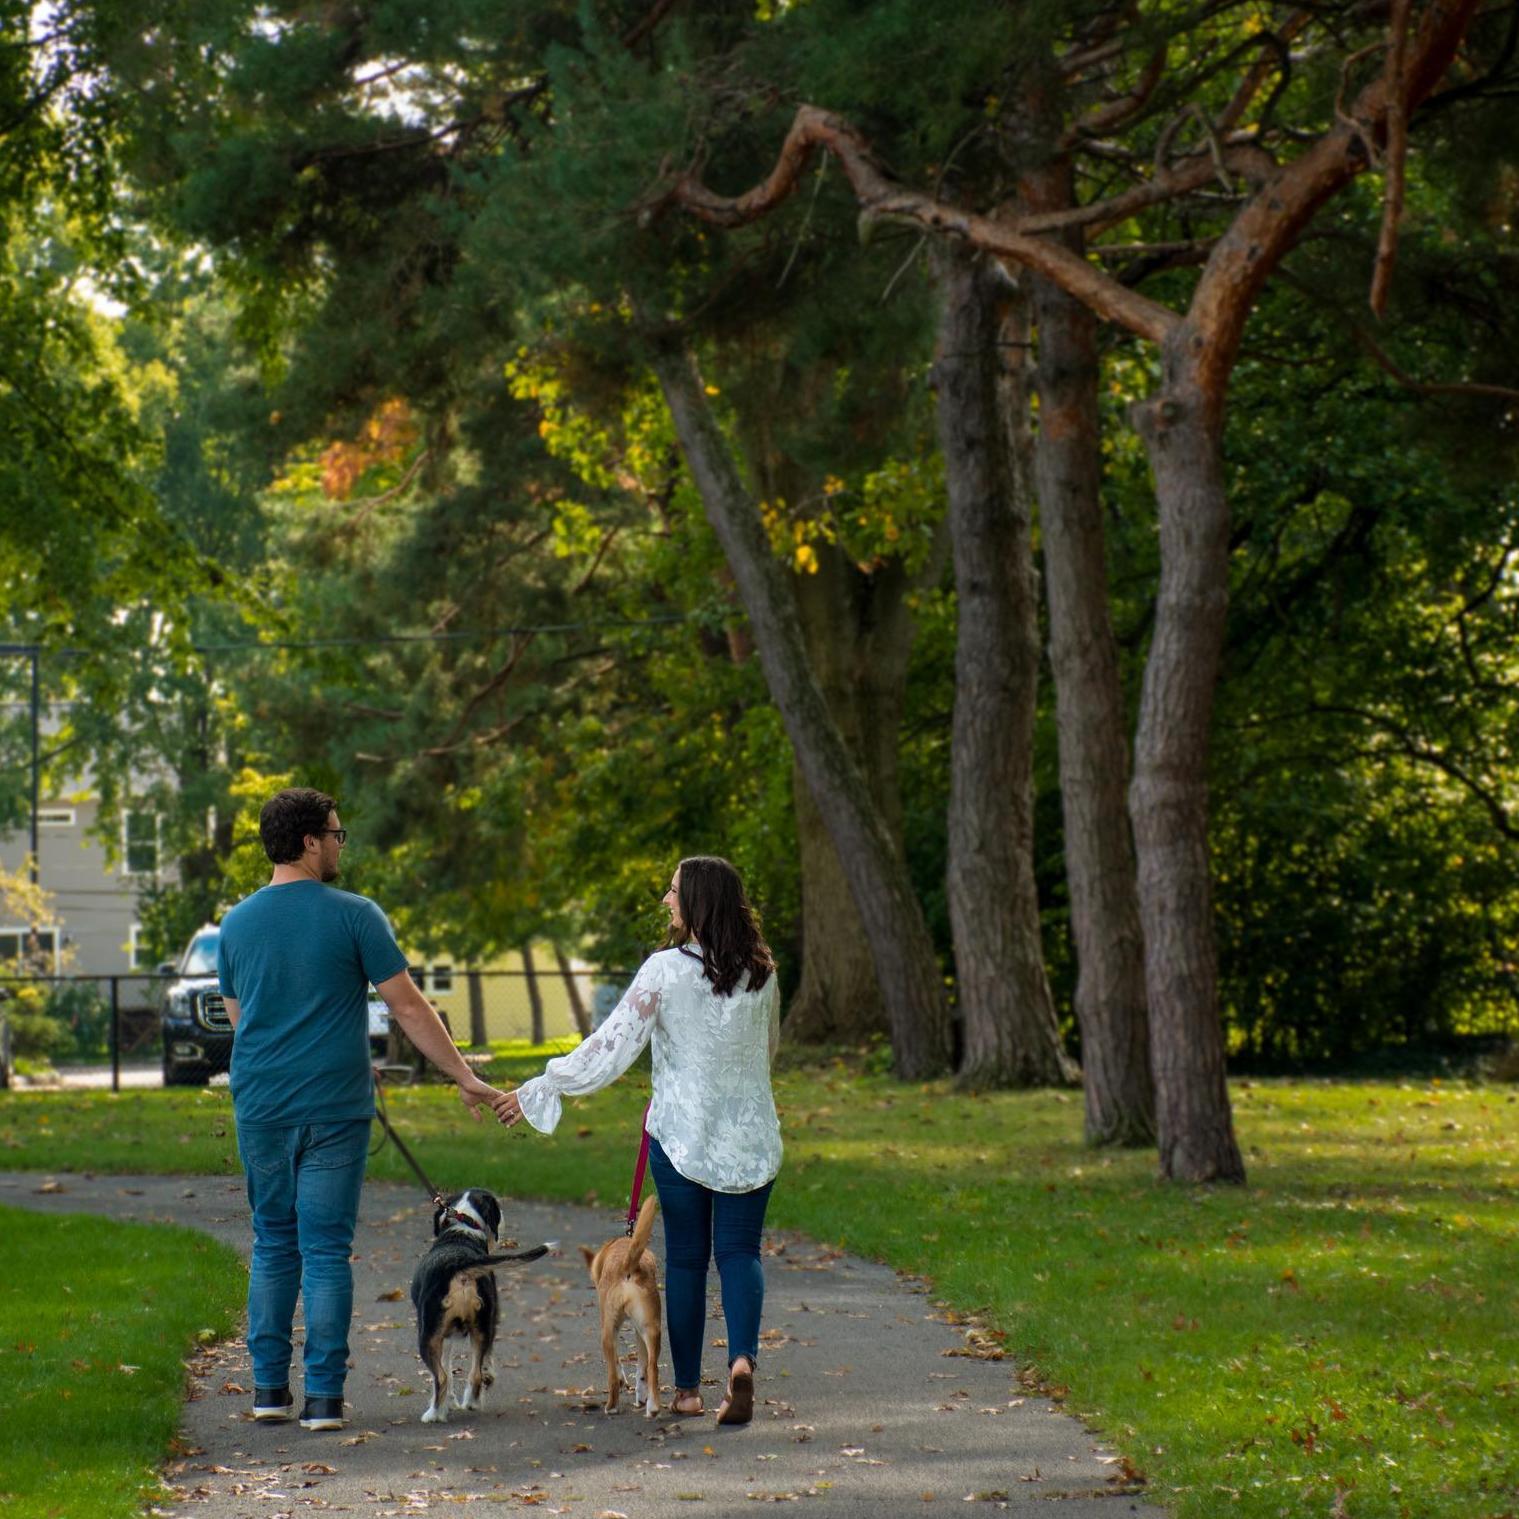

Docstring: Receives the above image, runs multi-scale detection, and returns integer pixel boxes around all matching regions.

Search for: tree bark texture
[785,546,912,1044]
[1029,225,1155,1145]
[663,0,1478,1177]
[521,942,545,1046]
[649,337,952,1078]
[467,970,488,1048]
[1130,339,1244,1183]
[554,944,592,1039]
[934,249,1076,1089]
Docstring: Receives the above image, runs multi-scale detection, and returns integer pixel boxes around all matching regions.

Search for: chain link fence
[0,964,632,1092]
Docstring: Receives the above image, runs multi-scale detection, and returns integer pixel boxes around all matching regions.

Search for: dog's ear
[477,1191,502,1240]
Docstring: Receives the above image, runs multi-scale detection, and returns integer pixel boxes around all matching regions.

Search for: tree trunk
[1130,341,1244,1183]
[934,249,1075,1088]
[1029,231,1156,1145]
[785,547,911,1045]
[553,944,593,1039]
[648,336,952,1078]
[521,942,545,1046]
[466,969,488,1049]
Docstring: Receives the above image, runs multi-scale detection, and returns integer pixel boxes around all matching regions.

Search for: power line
[193,612,693,651]
[0,612,697,663]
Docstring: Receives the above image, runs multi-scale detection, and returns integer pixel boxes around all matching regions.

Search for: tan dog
[580,1195,661,1417]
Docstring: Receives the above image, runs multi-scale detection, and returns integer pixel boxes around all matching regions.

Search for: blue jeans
[238,1119,371,1397]
[647,1136,775,1391]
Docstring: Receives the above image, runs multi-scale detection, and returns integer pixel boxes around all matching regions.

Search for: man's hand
[494,1090,525,1128]
[457,1073,507,1122]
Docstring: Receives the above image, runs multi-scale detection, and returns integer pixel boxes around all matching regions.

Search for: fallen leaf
[302,1462,336,1475]
[376,1288,405,1302]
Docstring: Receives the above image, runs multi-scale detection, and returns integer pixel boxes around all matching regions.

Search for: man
[217,787,505,1432]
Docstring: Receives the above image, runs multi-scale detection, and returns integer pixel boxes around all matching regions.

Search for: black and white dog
[409,1189,554,1423]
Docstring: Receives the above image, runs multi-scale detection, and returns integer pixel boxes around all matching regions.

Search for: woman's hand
[493,1090,525,1128]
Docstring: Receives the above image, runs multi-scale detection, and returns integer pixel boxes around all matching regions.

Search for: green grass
[2,1061,1517,1518]
[0,1204,244,1519]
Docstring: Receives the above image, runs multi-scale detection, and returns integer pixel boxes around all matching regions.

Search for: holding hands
[493,1089,525,1128]
[456,1072,511,1122]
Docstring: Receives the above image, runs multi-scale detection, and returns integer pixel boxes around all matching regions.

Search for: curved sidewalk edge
[0,1171,1159,1517]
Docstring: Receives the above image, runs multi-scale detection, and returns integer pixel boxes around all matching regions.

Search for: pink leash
[626,1101,652,1236]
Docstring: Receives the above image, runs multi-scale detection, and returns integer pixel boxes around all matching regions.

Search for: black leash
[372,1070,445,1207]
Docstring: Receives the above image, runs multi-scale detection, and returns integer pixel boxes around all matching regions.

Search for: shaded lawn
[0,1205,243,1519]
[1,1063,1516,1519]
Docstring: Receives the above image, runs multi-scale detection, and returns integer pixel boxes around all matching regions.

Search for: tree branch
[658,105,1181,343]
[1059,45,1167,149]
[622,0,682,49]
[1370,0,1413,317]
[1352,318,1519,404]
[1294,701,1518,841]
[1215,13,1312,134]
[1188,0,1481,396]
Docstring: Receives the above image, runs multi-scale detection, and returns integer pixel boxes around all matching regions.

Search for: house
[0,791,163,978]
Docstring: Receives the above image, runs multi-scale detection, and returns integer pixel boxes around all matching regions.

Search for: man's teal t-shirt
[216,881,409,1129]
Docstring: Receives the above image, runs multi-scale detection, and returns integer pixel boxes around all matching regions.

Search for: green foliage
[21,0,1518,1071]
[1,986,70,1062]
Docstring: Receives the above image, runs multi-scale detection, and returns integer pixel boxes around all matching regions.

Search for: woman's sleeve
[514,957,665,1135]
[767,974,781,1064]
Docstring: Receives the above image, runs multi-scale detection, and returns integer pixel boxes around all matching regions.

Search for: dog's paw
[420,1404,448,1424]
[458,1390,480,1411]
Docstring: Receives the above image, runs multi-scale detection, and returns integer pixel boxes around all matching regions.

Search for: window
[122,811,159,876]
[127,924,149,970]
[0,925,59,974]
[429,964,454,995]
[38,808,75,828]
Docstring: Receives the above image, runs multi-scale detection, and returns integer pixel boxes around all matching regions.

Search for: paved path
[1,1171,1156,1518]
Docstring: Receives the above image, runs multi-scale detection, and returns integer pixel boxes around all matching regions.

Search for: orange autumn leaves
[318,399,419,501]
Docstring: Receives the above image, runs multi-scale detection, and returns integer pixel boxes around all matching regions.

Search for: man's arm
[223,996,240,1030]
[374,969,503,1119]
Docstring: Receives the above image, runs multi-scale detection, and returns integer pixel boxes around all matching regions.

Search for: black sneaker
[299,1396,347,1431]
[252,1385,294,1422]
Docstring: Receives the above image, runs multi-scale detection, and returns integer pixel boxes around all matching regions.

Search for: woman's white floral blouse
[514,945,782,1193]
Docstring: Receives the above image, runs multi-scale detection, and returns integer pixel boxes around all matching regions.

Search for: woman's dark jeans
[647,1136,775,1391]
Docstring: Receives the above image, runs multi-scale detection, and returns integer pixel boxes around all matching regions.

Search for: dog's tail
[625,1195,658,1274]
[454,1243,556,1279]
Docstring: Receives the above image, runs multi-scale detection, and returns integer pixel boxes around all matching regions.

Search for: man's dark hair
[259,788,338,864]
[667,855,774,996]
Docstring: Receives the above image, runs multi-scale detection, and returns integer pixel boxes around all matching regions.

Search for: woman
[495,855,782,1425]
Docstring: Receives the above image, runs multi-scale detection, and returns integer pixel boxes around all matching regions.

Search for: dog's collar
[440,1207,491,1239]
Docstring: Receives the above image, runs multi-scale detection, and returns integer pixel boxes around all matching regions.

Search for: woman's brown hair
[667,855,775,996]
